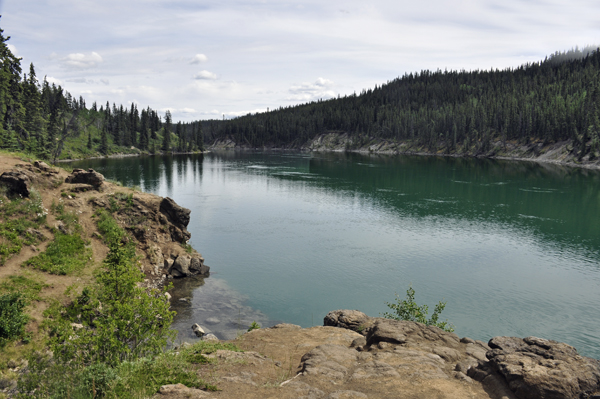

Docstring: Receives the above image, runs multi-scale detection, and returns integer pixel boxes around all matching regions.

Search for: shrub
[247,321,260,332]
[0,293,28,348]
[382,286,454,332]
[50,241,176,366]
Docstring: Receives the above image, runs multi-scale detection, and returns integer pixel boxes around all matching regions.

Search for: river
[71,151,600,358]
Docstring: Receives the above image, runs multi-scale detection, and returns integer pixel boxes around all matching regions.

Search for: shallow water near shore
[72,151,600,358]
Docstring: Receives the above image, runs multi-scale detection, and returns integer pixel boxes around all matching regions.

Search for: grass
[16,340,242,398]
[0,274,47,302]
[0,192,47,265]
[94,208,126,244]
[24,232,91,275]
[23,201,92,275]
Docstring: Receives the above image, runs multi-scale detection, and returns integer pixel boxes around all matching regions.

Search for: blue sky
[1,0,599,122]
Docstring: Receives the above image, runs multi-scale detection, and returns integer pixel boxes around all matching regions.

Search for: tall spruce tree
[162,110,172,152]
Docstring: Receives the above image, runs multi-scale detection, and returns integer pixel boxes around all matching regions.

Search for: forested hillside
[204,47,600,160]
[0,20,203,161]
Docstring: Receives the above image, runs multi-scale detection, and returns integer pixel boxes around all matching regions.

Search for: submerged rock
[192,323,205,337]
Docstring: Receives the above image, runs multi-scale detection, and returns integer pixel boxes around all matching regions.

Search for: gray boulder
[169,254,191,277]
[486,336,600,399]
[190,255,210,276]
[324,310,372,334]
[65,168,104,187]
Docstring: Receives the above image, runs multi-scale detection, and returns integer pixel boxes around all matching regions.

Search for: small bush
[247,321,260,332]
[382,286,454,332]
[79,363,118,398]
[0,293,28,348]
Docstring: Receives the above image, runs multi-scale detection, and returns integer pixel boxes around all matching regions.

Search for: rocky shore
[209,132,600,170]
[173,310,600,399]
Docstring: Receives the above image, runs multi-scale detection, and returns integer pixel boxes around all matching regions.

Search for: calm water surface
[72,152,600,358]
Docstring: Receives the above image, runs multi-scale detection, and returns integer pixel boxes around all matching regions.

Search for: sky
[1,0,599,122]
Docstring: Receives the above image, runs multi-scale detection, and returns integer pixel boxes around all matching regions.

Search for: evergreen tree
[162,110,172,152]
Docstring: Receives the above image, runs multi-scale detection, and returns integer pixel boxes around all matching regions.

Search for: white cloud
[181,108,197,113]
[7,44,18,56]
[287,78,336,101]
[190,54,208,64]
[193,70,217,80]
[61,52,103,69]
[45,76,63,86]
[100,78,110,85]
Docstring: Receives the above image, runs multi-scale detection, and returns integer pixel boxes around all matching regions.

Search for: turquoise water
[72,152,600,358]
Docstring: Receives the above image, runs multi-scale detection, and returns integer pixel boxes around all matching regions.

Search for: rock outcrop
[65,168,105,188]
[486,336,600,399]
[0,170,33,197]
[159,197,191,243]
[88,190,208,283]
[323,310,600,399]
[0,161,60,198]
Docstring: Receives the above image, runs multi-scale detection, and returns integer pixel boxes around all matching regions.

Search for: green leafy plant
[0,293,28,348]
[0,193,46,265]
[47,211,176,367]
[247,321,260,332]
[382,286,454,332]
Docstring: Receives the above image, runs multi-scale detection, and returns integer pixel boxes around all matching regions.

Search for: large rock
[324,310,372,334]
[168,254,210,277]
[190,255,210,276]
[65,168,104,187]
[169,254,191,277]
[486,336,600,399]
[0,170,32,197]
[159,197,190,229]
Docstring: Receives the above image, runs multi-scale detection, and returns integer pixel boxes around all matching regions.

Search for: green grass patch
[180,340,243,365]
[0,194,47,265]
[18,348,217,398]
[24,232,91,275]
[95,209,126,244]
[0,293,28,349]
[0,274,47,302]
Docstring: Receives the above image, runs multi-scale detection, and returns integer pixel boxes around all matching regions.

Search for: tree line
[202,47,600,159]
[0,19,203,161]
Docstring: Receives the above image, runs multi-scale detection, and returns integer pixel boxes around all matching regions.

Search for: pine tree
[162,110,172,152]
[100,126,108,155]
